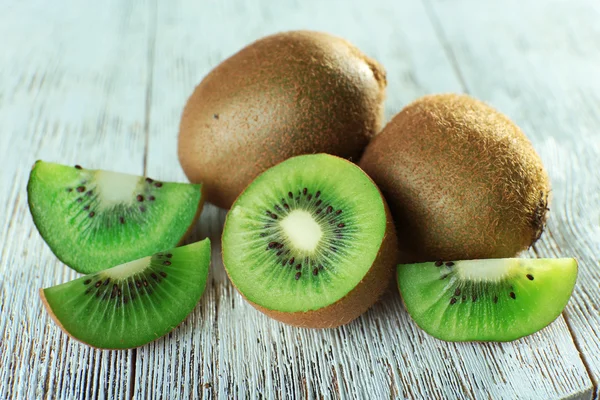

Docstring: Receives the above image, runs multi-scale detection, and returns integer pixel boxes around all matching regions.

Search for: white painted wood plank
[427,0,600,397]
[0,1,152,398]
[139,0,593,399]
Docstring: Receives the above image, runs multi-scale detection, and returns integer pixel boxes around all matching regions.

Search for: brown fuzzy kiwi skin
[360,93,551,263]
[222,164,399,329]
[178,30,387,209]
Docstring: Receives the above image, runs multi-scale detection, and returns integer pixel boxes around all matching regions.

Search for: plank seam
[421,0,470,94]
[142,0,158,177]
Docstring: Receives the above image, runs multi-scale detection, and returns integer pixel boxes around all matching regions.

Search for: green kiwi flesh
[28,161,204,274]
[222,154,397,328]
[178,30,387,209]
[40,239,211,349]
[397,258,577,342]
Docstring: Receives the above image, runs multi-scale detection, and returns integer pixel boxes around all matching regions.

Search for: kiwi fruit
[178,30,387,209]
[28,161,204,274]
[360,93,551,262]
[222,154,398,328]
[40,239,211,349]
[397,257,577,341]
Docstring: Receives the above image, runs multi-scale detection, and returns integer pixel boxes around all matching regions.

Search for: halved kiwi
[40,239,211,349]
[222,154,398,328]
[397,258,577,342]
[28,161,204,274]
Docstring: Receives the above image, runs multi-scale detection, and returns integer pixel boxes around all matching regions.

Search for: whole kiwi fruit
[360,93,551,262]
[178,30,387,209]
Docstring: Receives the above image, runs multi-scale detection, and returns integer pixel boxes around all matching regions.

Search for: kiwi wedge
[40,239,211,349]
[360,94,551,262]
[179,30,387,209]
[397,258,577,342]
[28,161,204,274]
[222,154,398,328]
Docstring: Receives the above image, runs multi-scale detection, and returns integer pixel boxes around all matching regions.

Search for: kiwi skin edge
[222,162,399,329]
[178,30,387,209]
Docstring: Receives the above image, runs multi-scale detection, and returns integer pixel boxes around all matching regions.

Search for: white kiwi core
[455,259,519,282]
[104,256,151,279]
[279,210,322,252]
[94,170,141,209]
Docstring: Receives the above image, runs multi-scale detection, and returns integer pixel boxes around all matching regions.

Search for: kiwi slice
[28,161,204,273]
[222,154,397,328]
[397,258,577,342]
[40,239,211,349]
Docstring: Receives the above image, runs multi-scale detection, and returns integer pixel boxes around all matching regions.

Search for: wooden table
[1,0,598,398]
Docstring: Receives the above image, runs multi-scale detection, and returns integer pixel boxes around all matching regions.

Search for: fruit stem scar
[279,210,322,252]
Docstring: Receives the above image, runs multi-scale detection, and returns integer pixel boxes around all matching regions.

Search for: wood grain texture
[0,0,597,399]
[426,0,600,398]
[0,1,151,398]
[138,0,593,399]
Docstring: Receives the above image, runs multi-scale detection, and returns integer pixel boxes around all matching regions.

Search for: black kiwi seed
[85,190,93,196]
[445,261,455,267]
[326,206,333,214]
[472,295,477,302]
[83,279,91,285]
[434,261,443,267]
[163,261,171,266]
[160,271,167,278]
[103,278,110,286]
[316,191,321,198]
[166,254,172,258]
[76,186,86,193]
[95,281,102,288]
[283,204,290,210]
[154,182,162,188]
[149,196,155,201]
[509,292,516,299]
[527,274,534,280]
[143,280,148,287]
[288,192,293,199]
[83,205,90,210]
[140,206,146,212]
[289,257,295,265]
[119,217,125,224]
[145,177,154,183]
[307,194,312,201]
[493,296,499,304]
[454,288,461,296]
[336,210,342,215]
[66,188,72,192]
[75,165,82,169]
[89,212,95,218]
[282,259,288,266]
[276,250,283,256]
[303,188,307,195]
[316,208,322,214]
[295,272,301,280]
[151,273,159,281]
[295,264,302,270]
[337,223,345,228]
[137,195,144,202]
[315,200,322,207]
[462,295,466,301]
[135,280,142,288]
[313,268,319,276]
[268,242,278,249]
[450,298,457,305]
